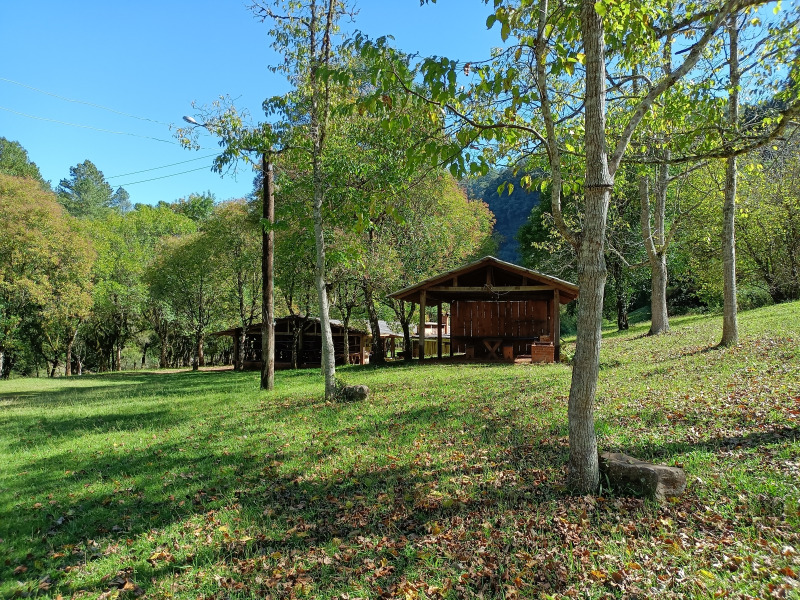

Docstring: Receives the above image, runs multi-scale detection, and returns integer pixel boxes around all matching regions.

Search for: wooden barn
[389,256,579,362]
[216,316,368,370]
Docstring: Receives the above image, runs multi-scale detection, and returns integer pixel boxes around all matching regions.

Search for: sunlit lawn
[1,302,798,599]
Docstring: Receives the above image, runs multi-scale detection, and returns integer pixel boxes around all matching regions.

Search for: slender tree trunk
[650,253,669,332]
[566,2,612,494]
[609,257,629,330]
[195,332,204,370]
[307,0,338,400]
[342,309,351,364]
[640,173,671,335]
[0,349,5,379]
[159,331,168,369]
[237,328,247,371]
[261,154,276,389]
[721,14,740,346]
[291,323,301,370]
[65,326,79,377]
[115,343,122,372]
[50,360,58,378]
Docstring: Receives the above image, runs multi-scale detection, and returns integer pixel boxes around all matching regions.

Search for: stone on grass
[337,384,370,402]
[599,452,686,500]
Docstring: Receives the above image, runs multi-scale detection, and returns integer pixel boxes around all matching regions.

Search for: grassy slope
[1,303,798,599]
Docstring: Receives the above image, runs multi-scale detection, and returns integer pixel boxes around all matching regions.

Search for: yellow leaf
[699,569,715,579]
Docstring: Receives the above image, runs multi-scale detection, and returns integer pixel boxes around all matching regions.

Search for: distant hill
[461,169,541,264]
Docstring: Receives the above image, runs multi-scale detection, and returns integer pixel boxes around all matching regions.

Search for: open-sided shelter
[389,256,578,362]
[215,316,368,370]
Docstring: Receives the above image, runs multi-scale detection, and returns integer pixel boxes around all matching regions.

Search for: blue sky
[1,1,500,206]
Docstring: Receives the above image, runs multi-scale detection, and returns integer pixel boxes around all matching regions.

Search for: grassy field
[1,303,798,599]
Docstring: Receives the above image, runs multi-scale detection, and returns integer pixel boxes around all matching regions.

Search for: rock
[599,452,686,500]
[337,384,370,402]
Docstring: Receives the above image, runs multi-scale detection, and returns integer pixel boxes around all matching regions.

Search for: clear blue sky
[1,1,500,206]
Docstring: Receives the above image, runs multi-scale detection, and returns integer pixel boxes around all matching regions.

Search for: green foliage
[0,137,48,187]
[57,160,127,219]
[0,174,94,376]
[737,143,800,303]
[168,191,216,223]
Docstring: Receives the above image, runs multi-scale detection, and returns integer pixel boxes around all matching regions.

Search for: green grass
[1,303,799,599]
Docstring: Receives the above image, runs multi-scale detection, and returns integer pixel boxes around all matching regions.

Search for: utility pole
[261,153,275,390]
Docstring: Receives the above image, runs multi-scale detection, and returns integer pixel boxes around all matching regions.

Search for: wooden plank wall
[451,300,551,354]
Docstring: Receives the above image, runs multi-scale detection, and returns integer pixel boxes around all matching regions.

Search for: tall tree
[146,232,227,370]
[360,0,798,492]
[57,160,122,219]
[249,0,353,399]
[203,200,263,371]
[0,174,93,377]
[0,138,48,187]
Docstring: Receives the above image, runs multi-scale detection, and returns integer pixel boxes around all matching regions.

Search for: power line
[0,77,171,126]
[116,165,216,186]
[0,105,177,144]
[106,153,220,179]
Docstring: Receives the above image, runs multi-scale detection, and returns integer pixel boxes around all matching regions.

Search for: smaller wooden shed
[389,256,578,362]
[216,316,368,370]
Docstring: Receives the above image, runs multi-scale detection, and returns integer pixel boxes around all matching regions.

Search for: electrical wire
[116,165,215,186]
[106,153,220,179]
[0,77,171,125]
[0,105,177,144]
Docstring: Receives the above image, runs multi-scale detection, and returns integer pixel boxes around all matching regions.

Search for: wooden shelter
[389,256,578,362]
[215,316,368,370]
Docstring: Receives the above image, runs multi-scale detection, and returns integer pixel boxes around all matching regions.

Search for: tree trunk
[342,310,351,364]
[195,332,204,370]
[721,14,739,346]
[364,282,385,365]
[650,253,669,334]
[566,1,611,494]
[609,257,629,330]
[0,349,4,379]
[261,153,275,390]
[291,322,301,370]
[49,360,58,378]
[159,331,168,369]
[65,326,79,377]
[237,328,247,371]
[640,157,671,335]
[115,343,122,372]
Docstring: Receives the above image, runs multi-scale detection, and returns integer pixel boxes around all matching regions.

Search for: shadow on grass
[0,370,258,407]
[4,421,575,599]
[610,425,800,462]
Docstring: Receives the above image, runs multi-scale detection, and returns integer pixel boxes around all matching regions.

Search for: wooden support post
[553,289,561,362]
[437,303,443,359]
[419,290,426,361]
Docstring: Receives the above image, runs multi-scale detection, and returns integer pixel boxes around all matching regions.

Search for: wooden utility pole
[261,153,275,390]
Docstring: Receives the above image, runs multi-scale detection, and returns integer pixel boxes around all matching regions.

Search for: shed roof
[389,256,579,304]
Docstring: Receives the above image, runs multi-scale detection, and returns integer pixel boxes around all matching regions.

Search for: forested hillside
[462,169,541,263]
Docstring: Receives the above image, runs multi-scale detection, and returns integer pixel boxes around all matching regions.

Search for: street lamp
[182,116,276,390]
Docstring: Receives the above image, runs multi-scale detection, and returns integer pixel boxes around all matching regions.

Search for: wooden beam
[427,285,552,293]
[419,289,426,361]
[437,302,443,359]
[553,289,561,362]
